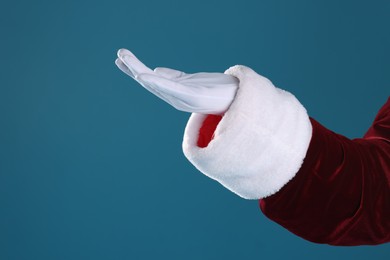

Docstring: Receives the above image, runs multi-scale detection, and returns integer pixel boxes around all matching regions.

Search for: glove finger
[140,81,201,113]
[134,73,177,104]
[137,74,227,114]
[116,59,171,101]
[136,73,197,103]
[154,67,186,79]
[118,51,154,77]
[117,48,136,58]
[179,73,239,87]
[115,58,135,79]
[139,79,174,104]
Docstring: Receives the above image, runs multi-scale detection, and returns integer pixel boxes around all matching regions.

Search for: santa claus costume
[183,65,390,246]
[115,49,389,246]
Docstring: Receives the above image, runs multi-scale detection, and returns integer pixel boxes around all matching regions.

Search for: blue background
[1,0,389,259]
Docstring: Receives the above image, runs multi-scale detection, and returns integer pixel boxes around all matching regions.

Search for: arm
[115,49,390,245]
[260,111,390,246]
[183,67,390,245]
[190,94,390,246]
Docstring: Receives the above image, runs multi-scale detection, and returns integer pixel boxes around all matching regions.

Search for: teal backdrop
[1,0,389,259]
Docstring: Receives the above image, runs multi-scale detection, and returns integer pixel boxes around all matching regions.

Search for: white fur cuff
[182,65,312,199]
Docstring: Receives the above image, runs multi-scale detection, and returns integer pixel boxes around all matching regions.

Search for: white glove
[115,48,239,115]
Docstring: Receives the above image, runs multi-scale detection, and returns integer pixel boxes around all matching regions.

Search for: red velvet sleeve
[197,97,390,246]
[260,98,390,246]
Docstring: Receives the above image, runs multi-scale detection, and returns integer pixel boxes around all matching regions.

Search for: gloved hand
[115,48,239,115]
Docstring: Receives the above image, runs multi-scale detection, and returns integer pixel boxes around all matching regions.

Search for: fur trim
[182,65,312,199]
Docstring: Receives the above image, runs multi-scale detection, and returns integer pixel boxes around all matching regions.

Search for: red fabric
[197,98,390,246]
[197,114,223,148]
